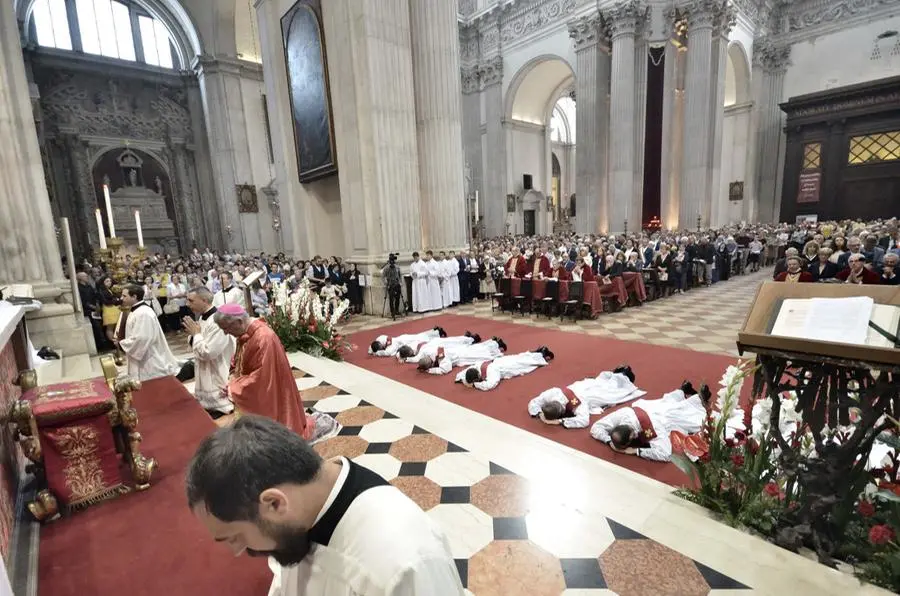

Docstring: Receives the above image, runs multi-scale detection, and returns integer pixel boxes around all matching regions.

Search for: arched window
[30,0,177,69]
[549,96,576,144]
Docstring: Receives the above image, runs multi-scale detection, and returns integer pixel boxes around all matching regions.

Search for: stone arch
[505,54,575,124]
[724,41,751,106]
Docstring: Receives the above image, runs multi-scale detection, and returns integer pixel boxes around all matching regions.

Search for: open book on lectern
[768,296,900,349]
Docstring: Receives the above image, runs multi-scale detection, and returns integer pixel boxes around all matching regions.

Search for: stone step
[60,353,97,382]
[35,354,64,386]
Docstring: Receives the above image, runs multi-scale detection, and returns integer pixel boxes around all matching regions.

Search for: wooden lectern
[737,282,899,565]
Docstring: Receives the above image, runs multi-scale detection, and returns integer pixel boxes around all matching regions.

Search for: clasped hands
[536,411,562,426]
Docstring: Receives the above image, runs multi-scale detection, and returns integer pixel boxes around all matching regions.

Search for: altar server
[589,387,707,461]
[456,347,554,391]
[182,286,235,418]
[116,284,182,382]
[434,253,452,308]
[414,337,506,375]
[369,326,447,357]
[213,272,247,309]
[443,251,460,305]
[424,251,444,311]
[410,252,431,313]
[528,368,647,429]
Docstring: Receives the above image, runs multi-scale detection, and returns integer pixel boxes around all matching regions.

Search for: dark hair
[426,250,434,257]
[412,252,420,258]
[610,425,634,449]
[124,284,145,301]
[417,356,433,371]
[541,400,565,420]
[370,340,383,353]
[397,345,414,359]
[185,415,323,521]
[464,368,480,384]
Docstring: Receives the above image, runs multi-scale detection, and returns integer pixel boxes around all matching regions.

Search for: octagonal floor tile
[425,452,491,487]
[301,384,341,401]
[428,504,493,559]
[336,405,385,427]
[470,474,531,518]
[599,540,709,596]
[389,434,449,462]
[526,507,615,558]
[352,453,401,481]
[391,476,442,511]
[358,419,415,443]
[295,377,324,391]
[468,540,566,596]
[313,394,363,413]
[313,436,368,460]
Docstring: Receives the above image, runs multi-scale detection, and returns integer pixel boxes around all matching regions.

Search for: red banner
[797,172,821,203]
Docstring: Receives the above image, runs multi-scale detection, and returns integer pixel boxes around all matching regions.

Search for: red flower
[748,438,760,455]
[764,482,781,497]
[878,480,900,496]
[322,341,330,349]
[857,500,876,518]
[733,430,747,442]
[334,334,342,341]
[730,454,745,467]
[868,525,895,546]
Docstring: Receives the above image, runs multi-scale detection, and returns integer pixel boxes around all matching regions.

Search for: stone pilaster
[632,33,649,233]
[481,56,507,238]
[461,64,483,220]
[608,1,642,234]
[707,4,734,227]
[660,34,679,228]
[410,0,467,252]
[749,38,791,223]
[678,0,717,230]
[568,13,611,235]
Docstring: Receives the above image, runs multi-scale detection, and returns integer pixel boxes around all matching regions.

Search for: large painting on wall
[281,0,337,182]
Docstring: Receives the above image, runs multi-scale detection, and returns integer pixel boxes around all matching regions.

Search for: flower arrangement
[265,280,355,361]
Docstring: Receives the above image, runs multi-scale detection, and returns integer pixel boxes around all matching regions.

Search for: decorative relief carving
[478,56,504,89]
[461,66,481,94]
[459,0,477,17]
[479,14,501,53]
[729,0,762,24]
[679,0,720,29]
[712,2,736,38]
[607,1,647,39]
[499,0,578,45]
[753,36,792,72]
[568,14,608,52]
[787,0,895,33]
[459,25,480,64]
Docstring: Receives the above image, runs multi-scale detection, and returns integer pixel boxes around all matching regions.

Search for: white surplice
[408,339,503,374]
[189,307,235,414]
[526,371,646,429]
[410,260,430,313]
[589,390,706,461]
[455,351,549,391]
[212,285,247,309]
[368,329,441,357]
[424,259,443,311]
[267,458,463,596]
[436,259,452,308]
[447,258,460,304]
[116,302,181,381]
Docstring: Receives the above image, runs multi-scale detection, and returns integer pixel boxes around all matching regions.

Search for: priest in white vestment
[434,254,452,308]
[409,252,430,313]
[413,337,506,375]
[187,416,464,596]
[528,370,647,429]
[423,252,444,312]
[589,389,706,461]
[183,286,235,417]
[368,327,447,357]
[455,347,553,391]
[212,272,247,309]
[115,284,181,381]
[443,251,460,304]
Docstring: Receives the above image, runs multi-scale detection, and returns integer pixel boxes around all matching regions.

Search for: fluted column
[659,30,679,228]
[461,63,483,221]
[410,0,467,252]
[608,2,641,234]
[749,38,791,223]
[707,4,734,227]
[481,57,506,238]
[679,0,716,229]
[632,17,650,232]
[569,14,611,235]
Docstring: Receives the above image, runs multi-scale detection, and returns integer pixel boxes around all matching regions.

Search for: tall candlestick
[475,190,479,220]
[134,210,144,247]
[95,209,107,249]
[103,184,116,237]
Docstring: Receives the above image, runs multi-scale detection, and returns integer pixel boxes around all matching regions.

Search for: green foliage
[264,303,352,361]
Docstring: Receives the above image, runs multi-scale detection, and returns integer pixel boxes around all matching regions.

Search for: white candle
[103,184,116,237]
[475,190,479,220]
[95,209,107,249]
[135,210,144,248]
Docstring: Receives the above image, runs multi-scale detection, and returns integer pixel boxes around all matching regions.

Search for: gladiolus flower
[878,480,900,496]
[868,525,895,546]
[730,454,745,467]
[857,500,875,517]
[322,342,330,349]
[764,482,781,497]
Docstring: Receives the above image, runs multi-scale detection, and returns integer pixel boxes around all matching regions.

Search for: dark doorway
[524,210,536,236]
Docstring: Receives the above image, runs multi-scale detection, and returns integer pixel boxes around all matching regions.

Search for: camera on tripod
[387,253,398,265]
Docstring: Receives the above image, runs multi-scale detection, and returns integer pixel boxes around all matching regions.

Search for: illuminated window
[32,0,73,50]
[76,0,135,61]
[802,143,821,171]
[139,15,174,68]
[550,96,576,144]
[848,131,900,165]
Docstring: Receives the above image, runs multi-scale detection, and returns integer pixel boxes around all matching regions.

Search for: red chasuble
[230,319,310,440]
[631,406,657,447]
[561,386,582,417]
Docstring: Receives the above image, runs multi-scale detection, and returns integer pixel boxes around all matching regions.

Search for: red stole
[479,361,491,380]
[384,337,392,347]
[434,347,445,367]
[561,387,582,417]
[632,407,657,447]
[415,341,427,354]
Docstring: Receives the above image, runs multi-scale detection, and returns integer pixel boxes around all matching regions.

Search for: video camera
[388,252,398,264]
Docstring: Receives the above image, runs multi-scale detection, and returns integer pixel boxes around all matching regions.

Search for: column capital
[712,2,736,39]
[478,56,503,89]
[679,0,721,30]
[568,13,609,53]
[461,65,480,94]
[753,36,792,73]
[607,1,647,41]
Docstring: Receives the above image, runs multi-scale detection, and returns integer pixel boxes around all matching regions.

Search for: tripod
[382,283,404,320]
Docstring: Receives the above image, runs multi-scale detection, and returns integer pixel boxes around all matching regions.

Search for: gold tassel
[65,484,132,513]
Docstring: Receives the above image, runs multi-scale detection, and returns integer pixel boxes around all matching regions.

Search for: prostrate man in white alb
[412,336,508,375]
[187,415,464,596]
[182,286,235,419]
[212,272,246,309]
[395,330,483,361]
[456,346,554,391]
[527,366,646,429]
[589,382,709,461]
[368,326,447,357]
[115,284,182,381]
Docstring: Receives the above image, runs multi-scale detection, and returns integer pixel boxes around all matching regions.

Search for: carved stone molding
[461,65,480,94]
[607,1,647,40]
[568,14,609,52]
[459,25,480,65]
[679,0,721,29]
[499,0,578,46]
[712,2,736,39]
[478,13,501,56]
[459,0,477,17]
[753,36,792,72]
[786,0,897,34]
[478,56,504,89]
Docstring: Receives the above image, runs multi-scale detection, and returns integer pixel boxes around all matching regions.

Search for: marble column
[659,35,680,228]
[410,0,467,252]
[608,2,641,235]
[679,0,716,230]
[461,65,483,221]
[632,33,649,233]
[707,5,734,227]
[749,38,791,223]
[569,14,611,235]
[481,57,507,238]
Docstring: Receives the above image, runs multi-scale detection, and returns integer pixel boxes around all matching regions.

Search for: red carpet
[38,377,270,595]
[346,314,751,486]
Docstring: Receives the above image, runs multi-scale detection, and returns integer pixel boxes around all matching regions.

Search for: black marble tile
[694,561,749,590]
[606,518,646,540]
[560,558,607,589]
[446,442,468,453]
[440,486,470,504]
[488,462,514,475]
[454,558,468,589]
[365,442,392,454]
[492,517,528,540]
[397,462,427,476]
[337,425,362,436]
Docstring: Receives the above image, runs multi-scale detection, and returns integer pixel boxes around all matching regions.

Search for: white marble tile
[312,394,362,413]
[351,454,401,481]
[427,504,493,558]
[425,452,490,487]
[561,591,619,596]
[526,506,615,558]
[358,419,415,443]
[295,377,325,391]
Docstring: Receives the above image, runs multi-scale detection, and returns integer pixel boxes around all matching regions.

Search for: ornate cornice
[478,56,504,89]
[478,12,502,57]
[787,0,897,33]
[499,0,579,46]
[753,36,792,72]
[679,0,723,30]
[459,0,477,18]
[568,13,609,52]
[712,2,737,39]
[607,1,648,40]
[461,65,480,94]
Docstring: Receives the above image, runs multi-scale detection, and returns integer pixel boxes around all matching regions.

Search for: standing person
[213,272,246,309]
[182,287,235,419]
[77,272,110,351]
[97,275,120,347]
[410,252,427,313]
[166,273,190,332]
[381,254,403,319]
[115,284,181,381]
[185,416,465,595]
[424,251,443,312]
[344,263,363,314]
[214,304,339,443]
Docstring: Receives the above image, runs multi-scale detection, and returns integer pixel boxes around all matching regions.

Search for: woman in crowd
[809,247,838,281]
[344,263,364,314]
[655,242,675,296]
[97,275,120,345]
[829,235,847,264]
[801,240,820,267]
[166,273,190,332]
